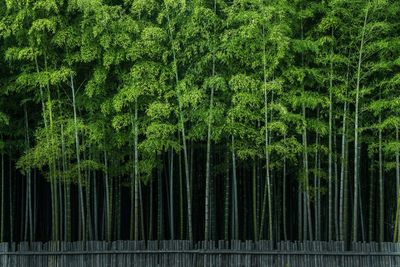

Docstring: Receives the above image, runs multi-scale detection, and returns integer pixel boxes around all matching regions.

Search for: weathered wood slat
[0,240,399,266]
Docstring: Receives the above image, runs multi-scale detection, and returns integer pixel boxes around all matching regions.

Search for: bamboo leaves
[1,0,400,243]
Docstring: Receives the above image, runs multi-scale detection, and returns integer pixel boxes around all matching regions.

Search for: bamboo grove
[0,0,400,244]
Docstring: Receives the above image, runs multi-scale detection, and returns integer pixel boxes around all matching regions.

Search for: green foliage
[1,0,400,243]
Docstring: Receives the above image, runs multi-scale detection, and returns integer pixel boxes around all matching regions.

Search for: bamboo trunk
[314,122,319,241]
[283,134,287,241]
[166,10,193,240]
[71,74,86,241]
[204,61,215,241]
[395,127,400,241]
[253,162,258,240]
[104,150,112,241]
[169,149,174,240]
[368,161,374,241]
[259,25,273,241]
[9,149,14,242]
[328,56,333,242]
[0,150,3,242]
[224,147,230,240]
[378,112,384,242]
[353,6,369,242]
[231,136,238,239]
[24,105,33,242]
[339,100,347,241]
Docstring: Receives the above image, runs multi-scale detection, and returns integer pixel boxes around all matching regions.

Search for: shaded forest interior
[0,0,400,244]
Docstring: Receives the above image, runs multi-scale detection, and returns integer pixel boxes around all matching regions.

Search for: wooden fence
[0,240,400,266]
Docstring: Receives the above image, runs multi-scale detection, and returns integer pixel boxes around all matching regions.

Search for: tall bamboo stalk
[169,149,174,240]
[314,112,320,240]
[70,74,86,241]
[339,99,347,241]
[103,149,112,241]
[24,105,33,242]
[231,136,238,240]
[328,28,334,241]
[9,148,13,242]
[204,47,215,241]
[353,6,369,242]
[368,161,374,241]
[165,8,193,241]
[258,22,273,242]
[378,111,384,242]
[283,134,287,241]
[395,126,400,241]
[0,149,4,242]
[224,147,230,240]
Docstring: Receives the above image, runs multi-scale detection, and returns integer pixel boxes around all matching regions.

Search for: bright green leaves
[266,121,287,136]
[32,0,59,13]
[380,117,400,130]
[221,0,294,164]
[16,67,73,88]
[368,98,400,116]
[146,102,173,120]
[5,47,38,61]
[127,0,159,17]
[178,80,203,109]
[228,75,261,122]
[1,0,400,243]
[111,114,131,131]
[227,74,262,160]
[203,76,226,93]
[141,122,179,154]
[221,22,263,69]
[85,67,107,97]
[270,136,302,162]
[229,74,260,93]
[178,5,219,64]
[289,91,329,110]
[140,26,167,58]
[68,0,103,13]
[142,100,180,156]
[128,26,167,62]
[163,0,186,12]
[71,4,138,66]
[17,124,61,174]
[29,18,57,36]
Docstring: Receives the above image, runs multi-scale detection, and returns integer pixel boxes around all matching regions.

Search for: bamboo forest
[0,0,399,245]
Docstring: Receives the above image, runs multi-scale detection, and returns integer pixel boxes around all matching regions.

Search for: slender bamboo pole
[71,74,86,241]
[165,7,193,241]
[353,6,369,242]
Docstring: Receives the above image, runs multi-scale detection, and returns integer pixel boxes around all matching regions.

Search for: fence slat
[0,240,399,266]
